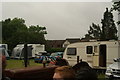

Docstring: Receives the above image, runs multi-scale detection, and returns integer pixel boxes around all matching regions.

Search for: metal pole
[24,43,28,67]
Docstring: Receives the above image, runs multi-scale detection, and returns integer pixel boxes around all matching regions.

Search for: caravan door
[86,45,99,67]
[93,46,99,67]
[99,45,106,67]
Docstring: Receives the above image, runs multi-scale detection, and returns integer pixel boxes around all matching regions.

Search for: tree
[111,1,120,25]
[84,8,118,41]
[2,18,11,42]
[101,8,118,40]
[2,17,47,52]
[2,18,28,50]
[84,23,102,40]
[0,21,2,43]
[28,25,47,44]
[111,1,120,12]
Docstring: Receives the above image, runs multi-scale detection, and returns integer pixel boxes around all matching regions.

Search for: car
[34,52,50,63]
[34,55,49,63]
[105,58,120,79]
[50,52,63,58]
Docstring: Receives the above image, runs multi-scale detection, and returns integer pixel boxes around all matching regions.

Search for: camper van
[63,40,120,68]
[12,44,45,59]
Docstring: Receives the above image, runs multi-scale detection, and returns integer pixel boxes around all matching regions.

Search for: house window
[86,46,93,54]
[67,48,76,55]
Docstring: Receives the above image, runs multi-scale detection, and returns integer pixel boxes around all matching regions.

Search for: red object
[2,55,7,70]
[50,61,56,64]
[2,55,6,63]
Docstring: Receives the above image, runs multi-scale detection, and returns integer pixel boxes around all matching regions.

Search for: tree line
[1,18,47,52]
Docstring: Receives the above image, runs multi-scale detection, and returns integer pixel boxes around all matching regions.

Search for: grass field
[6,59,42,69]
[98,73,106,80]
[6,59,106,80]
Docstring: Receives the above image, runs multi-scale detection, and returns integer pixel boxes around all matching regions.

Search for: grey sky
[2,2,118,40]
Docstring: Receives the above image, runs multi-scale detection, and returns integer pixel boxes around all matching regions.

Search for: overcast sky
[2,2,118,40]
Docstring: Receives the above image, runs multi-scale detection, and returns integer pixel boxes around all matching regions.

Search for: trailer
[0,44,9,59]
[11,44,45,59]
[63,40,120,68]
[0,44,8,51]
[28,44,45,57]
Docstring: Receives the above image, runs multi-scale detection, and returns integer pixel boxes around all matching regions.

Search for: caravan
[12,44,45,59]
[0,44,9,59]
[0,44,8,51]
[63,40,120,68]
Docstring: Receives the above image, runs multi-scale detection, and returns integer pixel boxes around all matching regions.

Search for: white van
[63,40,120,68]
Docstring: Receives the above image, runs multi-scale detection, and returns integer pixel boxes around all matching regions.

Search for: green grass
[98,73,106,80]
[6,59,106,80]
[6,59,42,69]
[98,73,105,78]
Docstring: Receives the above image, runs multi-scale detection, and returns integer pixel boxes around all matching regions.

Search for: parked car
[34,52,50,63]
[105,58,120,79]
[34,55,49,63]
[50,52,63,58]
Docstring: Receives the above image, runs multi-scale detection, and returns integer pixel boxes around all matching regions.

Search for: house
[63,38,81,48]
[46,40,65,48]
[46,38,81,49]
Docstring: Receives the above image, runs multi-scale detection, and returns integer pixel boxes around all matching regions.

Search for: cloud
[2,2,115,40]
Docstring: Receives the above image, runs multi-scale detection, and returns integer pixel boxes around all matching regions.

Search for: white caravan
[0,44,9,58]
[12,44,45,59]
[63,40,120,68]
[0,44,8,51]
[28,44,45,57]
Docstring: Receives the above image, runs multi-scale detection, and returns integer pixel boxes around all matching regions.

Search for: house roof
[66,38,80,43]
[47,40,65,45]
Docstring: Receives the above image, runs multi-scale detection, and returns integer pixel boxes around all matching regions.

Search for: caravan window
[86,46,93,54]
[94,46,97,53]
[2,45,7,50]
[67,48,76,55]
